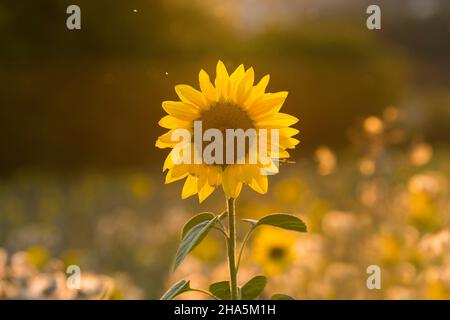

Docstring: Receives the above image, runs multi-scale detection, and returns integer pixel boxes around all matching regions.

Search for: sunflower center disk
[268,247,286,261]
[198,102,256,165]
[201,103,254,132]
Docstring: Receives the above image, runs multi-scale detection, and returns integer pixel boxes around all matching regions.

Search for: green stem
[217,210,227,230]
[236,228,254,272]
[212,226,229,240]
[190,289,219,300]
[226,197,238,300]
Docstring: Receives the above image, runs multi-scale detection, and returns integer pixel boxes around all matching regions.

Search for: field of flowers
[1,107,448,299]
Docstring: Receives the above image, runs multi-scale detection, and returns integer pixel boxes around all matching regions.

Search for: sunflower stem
[226,197,238,300]
[236,227,254,272]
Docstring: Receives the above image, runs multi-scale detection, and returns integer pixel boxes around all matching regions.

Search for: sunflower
[251,227,297,276]
[156,60,299,202]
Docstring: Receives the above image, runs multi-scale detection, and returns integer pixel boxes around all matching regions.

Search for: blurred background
[0,0,449,299]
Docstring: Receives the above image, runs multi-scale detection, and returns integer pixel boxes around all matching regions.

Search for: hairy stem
[226,197,238,300]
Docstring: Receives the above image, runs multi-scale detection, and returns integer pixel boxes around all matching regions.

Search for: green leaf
[241,275,267,300]
[241,218,257,227]
[160,279,190,300]
[181,212,215,239]
[173,216,217,270]
[270,293,295,300]
[209,281,231,300]
[255,214,307,232]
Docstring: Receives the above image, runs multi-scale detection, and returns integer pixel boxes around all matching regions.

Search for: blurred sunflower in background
[191,235,221,262]
[251,227,297,276]
[156,60,299,202]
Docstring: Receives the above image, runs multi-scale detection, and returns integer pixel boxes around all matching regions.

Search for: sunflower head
[156,60,299,202]
[251,227,297,276]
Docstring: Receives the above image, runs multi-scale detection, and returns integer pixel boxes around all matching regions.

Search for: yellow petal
[222,169,232,197]
[280,137,300,149]
[215,60,230,101]
[162,101,200,121]
[236,67,254,105]
[158,115,192,129]
[165,168,188,184]
[175,85,208,109]
[166,145,191,166]
[163,153,174,171]
[234,183,243,198]
[239,164,257,184]
[244,74,270,108]
[199,70,217,103]
[230,64,245,80]
[197,167,208,189]
[229,64,245,98]
[156,129,191,148]
[156,138,172,149]
[278,150,290,158]
[268,148,290,159]
[172,164,190,179]
[249,174,268,194]
[279,127,299,138]
[158,130,178,143]
[222,166,242,199]
[198,183,215,203]
[207,166,223,186]
[207,167,217,186]
[247,92,288,119]
[256,113,299,128]
[182,175,198,199]
[259,159,280,175]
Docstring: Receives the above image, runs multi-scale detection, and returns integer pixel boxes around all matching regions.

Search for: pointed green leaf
[181,212,215,239]
[174,216,217,270]
[160,279,190,300]
[241,218,257,227]
[256,214,307,232]
[241,275,267,300]
[270,293,294,300]
[209,281,231,300]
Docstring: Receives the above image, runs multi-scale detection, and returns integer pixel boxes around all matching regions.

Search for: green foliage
[209,281,231,300]
[160,279,190,300]
[174,216,218,270]
[271,293,294,300]
[243,214,307,233]
[170,210,306,299]
[241,276,267,300]
[181,212,215,239]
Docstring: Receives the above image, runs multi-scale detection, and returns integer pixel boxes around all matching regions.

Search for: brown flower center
[197,102,255,165]
[268,246,286,261]
[201,102,254,133]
